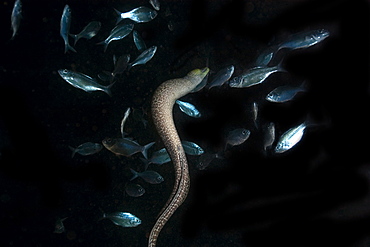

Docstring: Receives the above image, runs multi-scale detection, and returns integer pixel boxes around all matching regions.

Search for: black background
[0,0,369,246]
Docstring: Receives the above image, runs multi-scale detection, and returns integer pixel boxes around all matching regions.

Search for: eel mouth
[187,67,209,77]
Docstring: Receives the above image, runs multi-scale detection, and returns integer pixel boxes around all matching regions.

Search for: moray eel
[149,67,209,247]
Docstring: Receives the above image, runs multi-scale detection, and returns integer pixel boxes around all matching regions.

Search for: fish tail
[139,157,151,170]
[65,43,77,53]
[103,81,115,97]
[96,40,109,52]
[68,146,76,158]
[141,142,155,159]
[276,58,286,72]
[69,34,79,46]
[129,168,139,181]
[114,8,124,24]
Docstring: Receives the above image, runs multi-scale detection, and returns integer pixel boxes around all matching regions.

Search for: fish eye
[63,69,68,73]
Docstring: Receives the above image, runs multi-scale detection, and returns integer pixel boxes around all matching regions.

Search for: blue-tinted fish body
[102,137,154,159]
[175,100,201,118]
[127,46,157,69]
[130,168,164,184]
[101,212,141,227]
[125,183,145,197]
[97,23,134,52]
[133,30,147,52]
[278,29,330,50]
[275,122,307,153]
[10,0,22,40]
[225,128,250,149]
[207,65,235,89]
[266,82,307,103]
[68,142,102,158]
[182,141,204,155]
[254,45,279,67]
[58,69,114,96]
[60,5,76,53]
[229,63,284,88]
[141,148,171,168]
[71,21,101,45]
[116,6,157,23]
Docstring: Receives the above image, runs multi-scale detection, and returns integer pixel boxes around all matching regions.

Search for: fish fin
[141,142,155,159]
[69,34,79,46]
[68,146,76,158]
[129,168,139,181]
[96,40,109,52]
[139,157,151,170]
[103,81,115,97]
[65,43,77,53]
[276,58,286,73]
[114,9,124,24]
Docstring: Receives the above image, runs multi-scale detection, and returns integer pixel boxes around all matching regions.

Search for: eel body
[149,67,209,247]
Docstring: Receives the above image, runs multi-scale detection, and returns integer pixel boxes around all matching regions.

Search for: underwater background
[0,0,369,246]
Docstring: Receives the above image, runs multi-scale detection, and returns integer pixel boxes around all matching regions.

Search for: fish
[54,217,68,233]
[225,128,250,149]
[10,0,22,40]
[100,212,141,227]
[60,5,76,53]
[263,122,275,151]
[229,62,284,88]
[125,183,145,197]
[207,65,235,89]
[275,122,307,153]
[97,23,134,52]
[68,142,103,158]
[130,168,164,184]
[252,102,258,128]
[149,0,160,11]
[133,30,147,52]
[254,45,279,67]
[58,69,114,96]
[120,107,131,137]
[196,153,221,170]
[102,137,154,159]
[140,148,171,169]
[99,54,131,82]
[70,21,101,45]
[127,46,157,70]
[115,6,157,24]
[175,100,201,118]
[278,29,330,50]
[181,141,204,155]
[266,82,307,103]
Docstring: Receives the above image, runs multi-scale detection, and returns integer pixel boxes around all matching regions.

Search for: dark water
[0,0,369,246]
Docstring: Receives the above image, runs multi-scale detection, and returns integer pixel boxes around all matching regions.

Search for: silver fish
[254,45,279,67]
[60,5,76,53]
[252,102,258,128]
[125,183,145,197]
[115,6,157,23]
[275,122,307,153]
[120,107,131,138]
[149,0,160,11]
[266,82,307,103]
[130,168,164,184]
[101,212,141,227]
[182,141,204,155]
[70,21,101,45]
[263,122,275,151]
[102,137,154,159]
[207,65,235,89]
[278,29,330,50]
[196,153,221,170]
[58,69,114,96]
[133,30,147,52]
[68,142,103,158]
[127,46,157,70]
[225,128,250,149]
[10,0,22,40]
[175,100,201,118]
[97,23,134,52]
[140,148,171,169]
[229,63,284,88]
